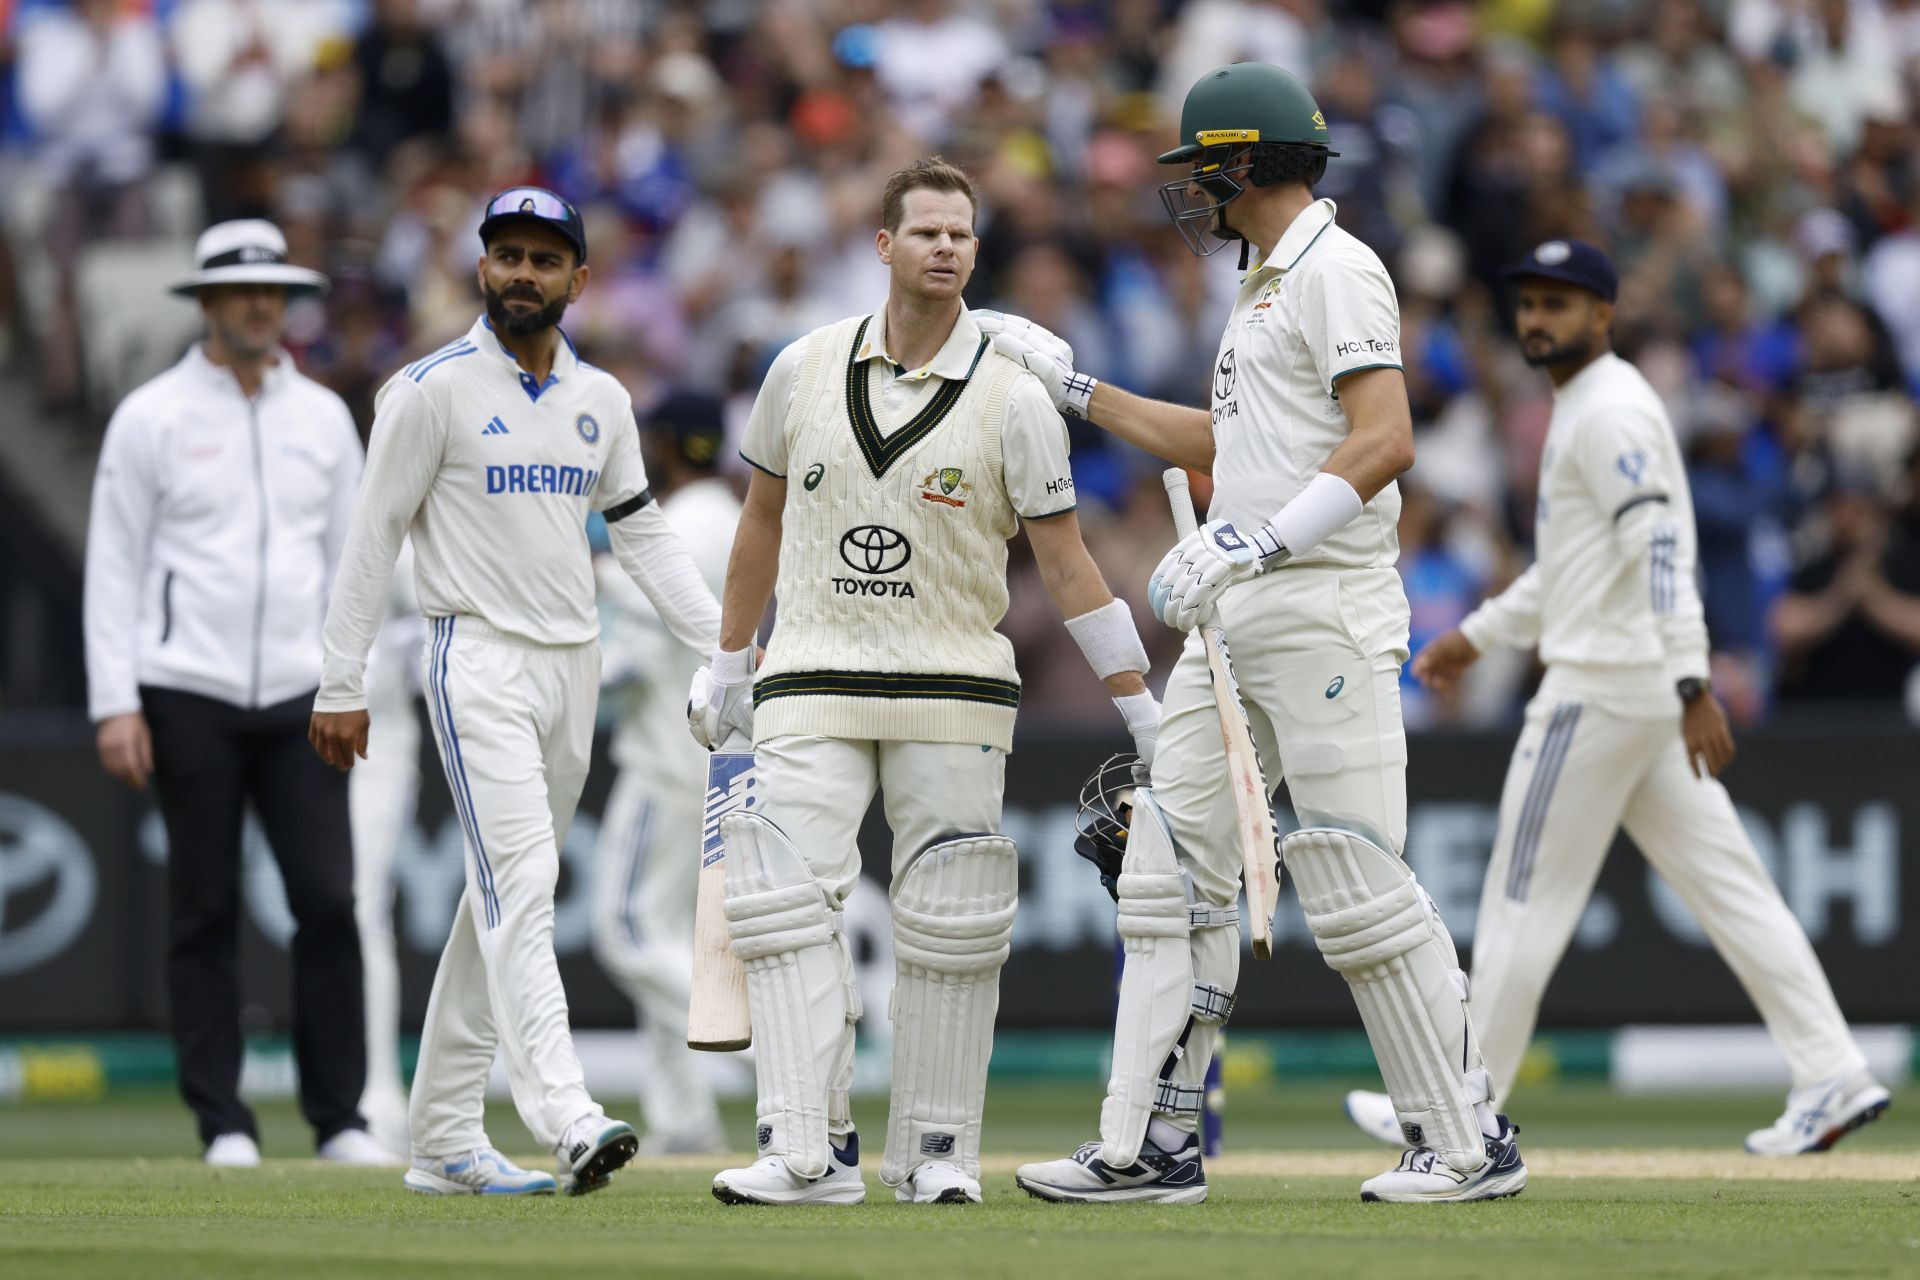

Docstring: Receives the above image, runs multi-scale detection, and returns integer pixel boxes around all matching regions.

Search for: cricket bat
[1163,468,1282,959]
[688,733,754,1050]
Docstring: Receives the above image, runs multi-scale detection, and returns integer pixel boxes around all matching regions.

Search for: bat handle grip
[1163,467,1199,539]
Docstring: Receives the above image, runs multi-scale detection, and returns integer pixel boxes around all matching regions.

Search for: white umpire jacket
[83,344,363,721]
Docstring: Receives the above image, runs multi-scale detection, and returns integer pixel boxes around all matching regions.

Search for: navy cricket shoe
[1015,1131,1208,1204]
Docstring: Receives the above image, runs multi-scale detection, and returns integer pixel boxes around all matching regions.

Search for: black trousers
[143,686,366,1148]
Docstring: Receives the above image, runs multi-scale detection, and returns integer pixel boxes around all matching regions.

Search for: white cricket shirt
[317,314,651,710]
[1459,352,1711,717]
[1207,198,1404,569]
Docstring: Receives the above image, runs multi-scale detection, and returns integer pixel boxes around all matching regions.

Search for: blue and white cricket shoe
[556,1116,639,1196]
[712,1131,866,1205]
[1014,1132,1208,1204]
[895,1159,981,1204]
[403,1148,557,1196]
[1360,1116,1526,1203]
[1745,1071,1890,1156]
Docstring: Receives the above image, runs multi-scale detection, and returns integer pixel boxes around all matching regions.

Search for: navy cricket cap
[1501,239,1617,302]
[643,390,726,470]
[479,186,587,264]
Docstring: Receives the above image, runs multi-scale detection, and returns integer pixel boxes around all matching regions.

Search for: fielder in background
[688,156,1160,1206]
[1344,241,1890,1157]
[351,540,424,1157]
[993,62,1524,1204]
[591,391,741,1157]
[83,220,394,1170]
[310,187,723,1196]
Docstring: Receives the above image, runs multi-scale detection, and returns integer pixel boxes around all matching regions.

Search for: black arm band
[603,488,654,523]
[1612,493,1670,523]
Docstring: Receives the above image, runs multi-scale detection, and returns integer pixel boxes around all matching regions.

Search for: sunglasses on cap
[479,186,588,263]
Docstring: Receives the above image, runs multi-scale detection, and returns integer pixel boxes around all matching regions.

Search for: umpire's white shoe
[1015,1132,1208,1204]
[556,1115,639,1196]
[1360,1116,1526,1203]
[895,1160,981,1204]
[712,1132,866,1205]
[1745,1071,1891,1156]
[1343,1090,1406,1148]
[204,1133,261,1168]
[403,1148,557,1195]
[317,1127,404,1166]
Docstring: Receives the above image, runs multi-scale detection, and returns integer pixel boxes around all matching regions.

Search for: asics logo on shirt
[485,463,600,496]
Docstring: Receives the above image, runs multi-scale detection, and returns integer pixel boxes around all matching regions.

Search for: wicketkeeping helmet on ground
[1157,62,1339,257]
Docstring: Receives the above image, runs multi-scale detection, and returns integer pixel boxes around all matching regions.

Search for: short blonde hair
[881,156,979,232]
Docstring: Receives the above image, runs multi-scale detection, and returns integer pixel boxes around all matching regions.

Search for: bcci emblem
[918,466,972,508]
[575,413,600,445]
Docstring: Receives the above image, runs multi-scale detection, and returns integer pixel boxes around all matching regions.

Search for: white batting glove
[1112,690,1161,769]
[974,309,1096,419]
[687,646,756,749]
[1147,520,1261,631]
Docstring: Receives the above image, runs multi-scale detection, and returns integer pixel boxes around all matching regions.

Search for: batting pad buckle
[1191,982,1234,1024]
[1187,903,1239,929]
[1152,1079,1205,1118]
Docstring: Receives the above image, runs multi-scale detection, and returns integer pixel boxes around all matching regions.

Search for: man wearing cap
[308,187,723,1196]
[590,391,741,1158]
[1343,239,1890,1157]
[990,62,1522,1204]
[83,220,394,1169]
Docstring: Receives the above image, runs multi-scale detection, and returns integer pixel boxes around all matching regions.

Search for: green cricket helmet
[1157,62,1339,257]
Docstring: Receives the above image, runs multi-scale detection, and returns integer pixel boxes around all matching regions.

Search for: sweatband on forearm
[710,644,756,685]
[1249,471,1364,564]
[1064,598,1151,680]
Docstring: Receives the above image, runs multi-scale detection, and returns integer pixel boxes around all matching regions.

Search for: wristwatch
[1675,677,1708,704]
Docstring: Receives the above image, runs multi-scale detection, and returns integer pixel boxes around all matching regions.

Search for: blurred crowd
[5,0,1920,727]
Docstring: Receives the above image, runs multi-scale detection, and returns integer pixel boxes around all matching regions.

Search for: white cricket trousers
[350,689,419,1132]
[410,616,603,1156]
[752,733,1007,1134]
[1471,697,1869,1103]
[590,766,720,1142]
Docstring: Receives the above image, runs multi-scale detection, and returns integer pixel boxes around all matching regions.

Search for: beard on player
[1519,329,1595,369]
[483,278,572,337]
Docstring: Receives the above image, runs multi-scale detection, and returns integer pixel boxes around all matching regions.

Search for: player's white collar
[469,313,582,401]
[855,304,983,383]
[1255,198,1339,277]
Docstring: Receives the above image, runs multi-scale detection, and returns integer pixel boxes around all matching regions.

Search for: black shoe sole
[564,1130,639,1197]
[931,1187,975,1204]
[1361,1186,1526,1203]
[712,1183,767,1206]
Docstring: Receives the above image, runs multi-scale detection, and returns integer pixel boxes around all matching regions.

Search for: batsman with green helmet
[984,62,1527,1204]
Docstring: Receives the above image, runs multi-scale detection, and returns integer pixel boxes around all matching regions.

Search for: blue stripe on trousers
[428,618,501,928]
[1504,703,1582,903]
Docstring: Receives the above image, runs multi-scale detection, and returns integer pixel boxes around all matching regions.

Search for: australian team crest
[919,466,971,508]
[575,413,600,445]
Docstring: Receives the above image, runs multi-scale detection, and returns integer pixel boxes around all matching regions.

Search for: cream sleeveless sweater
[754,313,1025,749]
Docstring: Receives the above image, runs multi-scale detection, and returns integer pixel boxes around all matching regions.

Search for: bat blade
[688,743,754,1051]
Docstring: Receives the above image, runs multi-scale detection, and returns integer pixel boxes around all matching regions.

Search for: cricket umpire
[83,220,394,1168]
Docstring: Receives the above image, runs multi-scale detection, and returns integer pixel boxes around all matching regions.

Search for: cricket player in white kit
[591,392,740,1156]
[311,188,723,1196]
[687,158,1161,1207]
[993,63,1523,1203]
[1344,241,1890,1157]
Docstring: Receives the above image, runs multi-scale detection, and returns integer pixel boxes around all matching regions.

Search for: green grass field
[2,1082,1916,1279]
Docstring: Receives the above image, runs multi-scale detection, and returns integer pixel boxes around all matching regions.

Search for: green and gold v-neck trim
[844,315,989,479]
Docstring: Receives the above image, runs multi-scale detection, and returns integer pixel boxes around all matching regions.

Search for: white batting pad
[722,811,851,1179]
[1284,827,1491,1171]
[1097,790,1238,1166]
[880,834,1019,1186]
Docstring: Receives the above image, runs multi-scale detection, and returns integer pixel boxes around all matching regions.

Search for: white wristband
[710,644,755,685]
[1259,472,1363,563]
[1064,598,1150,680]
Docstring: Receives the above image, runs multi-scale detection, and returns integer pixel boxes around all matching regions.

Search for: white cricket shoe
[1745,1072,1891,1156]
[318,1127,404,1166]
[1343,1089,1406,1147]
[895,1159,981,1204]
[403,1148,556,1195]
[204,1133,261,1168]
[555,1115,639,1196]
[1361,1116,1526,1203]
[1015,1131,1208,1204]
[712,1132,866,1205]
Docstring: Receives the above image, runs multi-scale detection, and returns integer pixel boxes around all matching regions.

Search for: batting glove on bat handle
[1147,519,1261,631]
[687,646,756,749]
